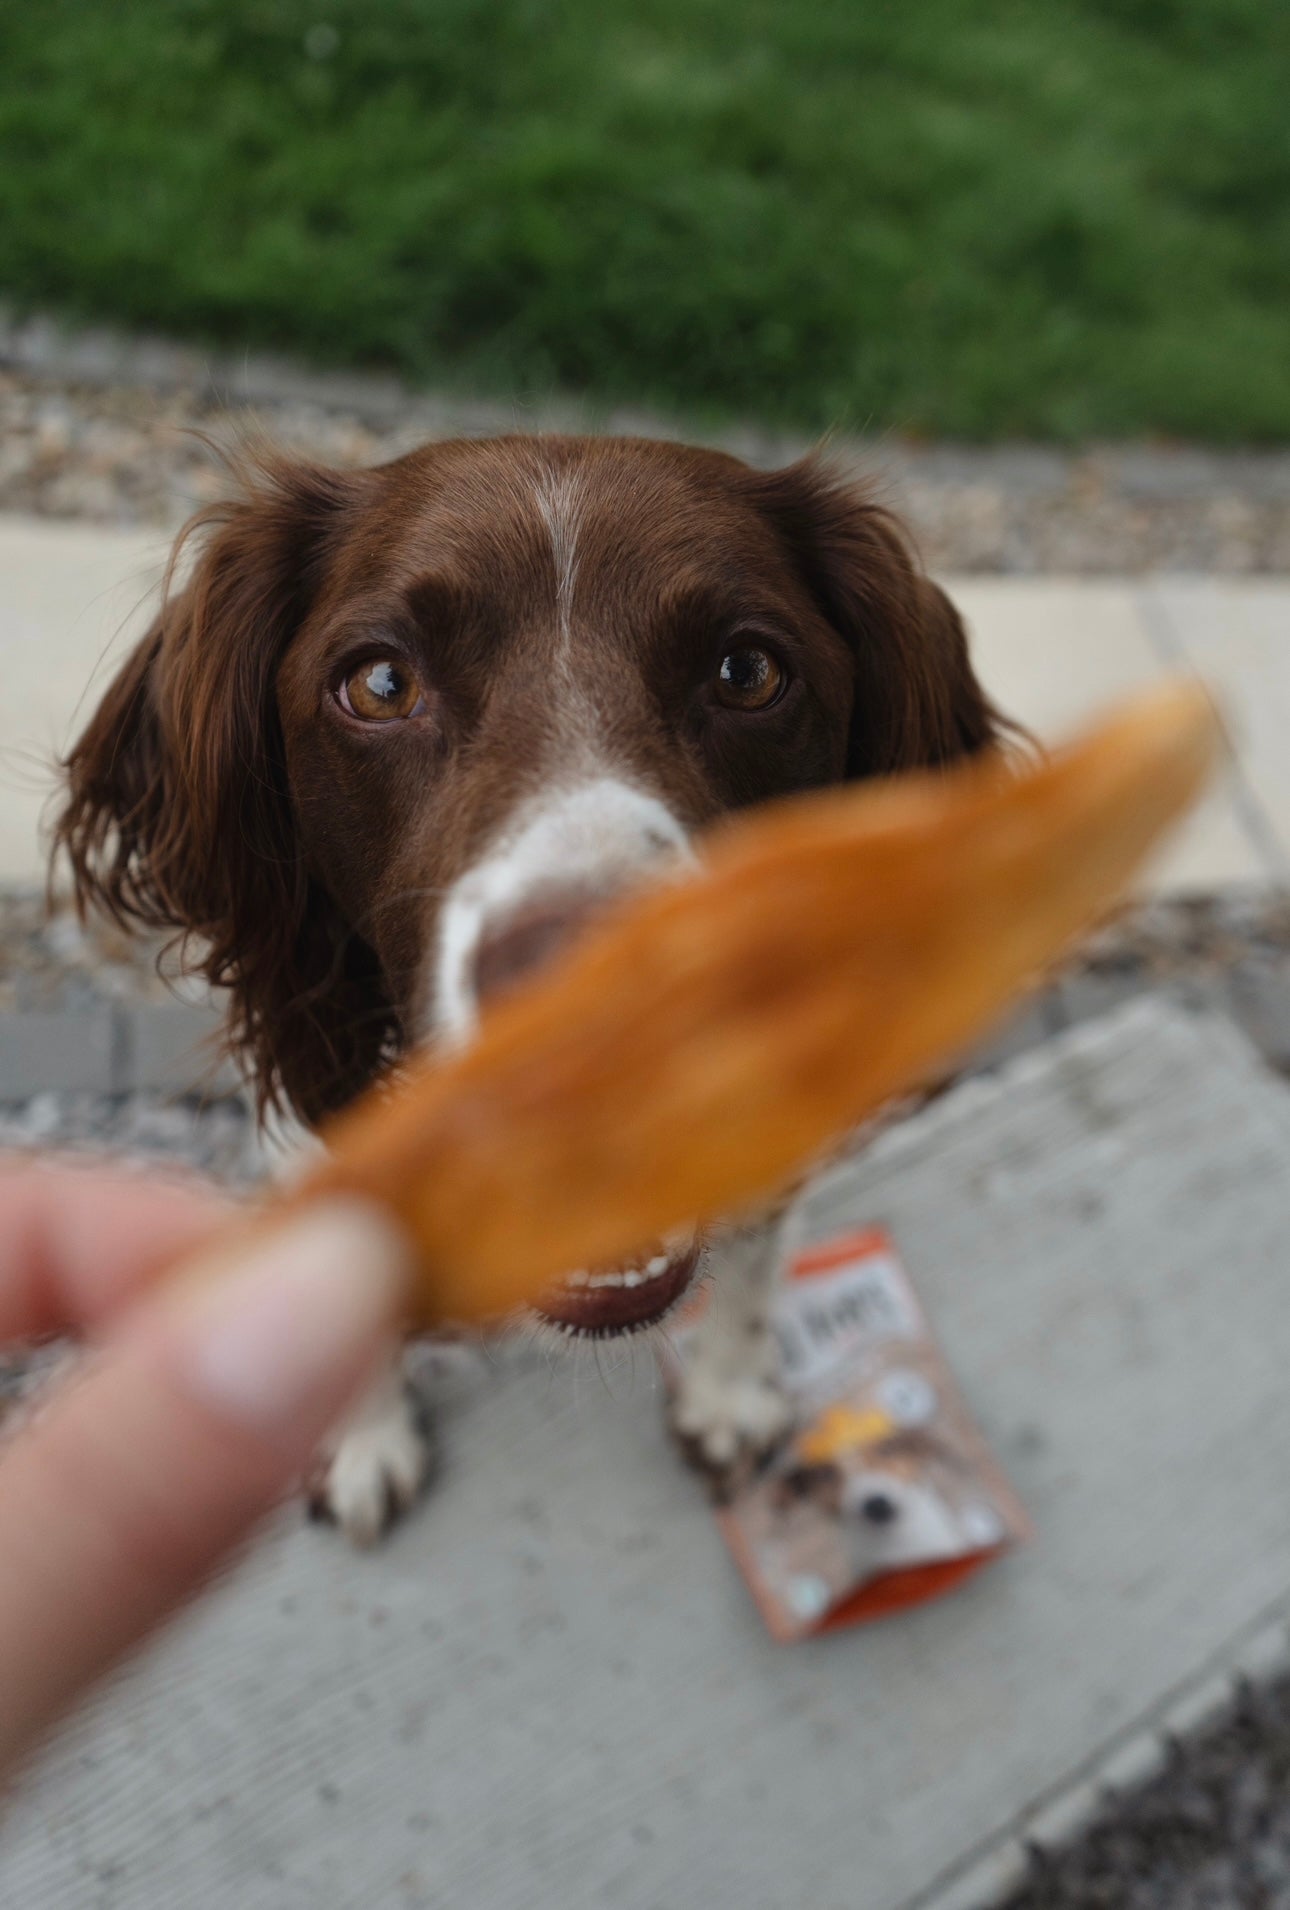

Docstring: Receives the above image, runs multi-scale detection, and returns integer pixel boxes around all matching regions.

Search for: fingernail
[170,1199,411,1430]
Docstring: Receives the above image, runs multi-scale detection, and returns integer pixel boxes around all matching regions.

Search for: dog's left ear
[747,455,1008,775]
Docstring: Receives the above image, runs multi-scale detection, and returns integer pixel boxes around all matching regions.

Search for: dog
[54,432,1005,1543]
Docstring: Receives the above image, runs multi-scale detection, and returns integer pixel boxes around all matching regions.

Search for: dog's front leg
[258,1118,433,1545]
[669,1218,793,1492]
[308,1349,432,1546]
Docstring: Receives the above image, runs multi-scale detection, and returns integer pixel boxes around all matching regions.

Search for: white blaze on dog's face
[430,462,691,1048]
[427,772,702,1337]
[431,774,693,1047]
[406,458,709,1335]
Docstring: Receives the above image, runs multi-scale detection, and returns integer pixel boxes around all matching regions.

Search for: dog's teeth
[567,1252,678,1296]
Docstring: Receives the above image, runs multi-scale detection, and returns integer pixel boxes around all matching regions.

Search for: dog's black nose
[473,891,607,1006]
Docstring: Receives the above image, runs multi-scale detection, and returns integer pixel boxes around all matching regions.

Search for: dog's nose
[473,891,608,1006]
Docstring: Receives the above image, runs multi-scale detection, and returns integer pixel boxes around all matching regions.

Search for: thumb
[0,1197,410,1777]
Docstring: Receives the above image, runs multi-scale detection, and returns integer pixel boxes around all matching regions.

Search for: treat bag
[663,1228,1031,1642]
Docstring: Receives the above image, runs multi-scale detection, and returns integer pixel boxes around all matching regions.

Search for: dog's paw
[308,1400,433,1547]
[669,1364,794,1497]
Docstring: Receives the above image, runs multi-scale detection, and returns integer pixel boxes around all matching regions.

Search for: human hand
[0,1159,410,1780]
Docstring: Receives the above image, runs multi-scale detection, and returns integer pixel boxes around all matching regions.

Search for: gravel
[0,1087,265,1419]
[0,889,180,1013]
[0,1088,263,1185]
[1002,1676,1290,1910]
[3,314,1290,573]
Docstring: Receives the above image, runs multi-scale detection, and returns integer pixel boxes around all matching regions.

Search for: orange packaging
[665,1229,1031,1642]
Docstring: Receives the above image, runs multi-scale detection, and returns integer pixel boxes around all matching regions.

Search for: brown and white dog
[55,433,1005,1543]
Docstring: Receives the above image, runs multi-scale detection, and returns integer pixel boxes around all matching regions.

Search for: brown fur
[54,434,1008,1126]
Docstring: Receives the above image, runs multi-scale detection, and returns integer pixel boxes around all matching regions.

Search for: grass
[1,0,1288,439]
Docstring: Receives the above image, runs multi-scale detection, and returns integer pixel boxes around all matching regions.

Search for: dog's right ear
[53,448,387,1123]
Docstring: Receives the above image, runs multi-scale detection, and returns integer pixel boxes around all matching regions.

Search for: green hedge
[2,0,1288,438]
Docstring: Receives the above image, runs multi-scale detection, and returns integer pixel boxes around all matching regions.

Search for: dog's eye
[338,657,425,723]
[714,646,785,711]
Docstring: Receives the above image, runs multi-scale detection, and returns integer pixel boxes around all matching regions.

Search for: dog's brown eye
[339,657,425,723]
[714,645,785,711]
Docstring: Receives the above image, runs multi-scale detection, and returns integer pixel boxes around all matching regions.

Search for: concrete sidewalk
[5,1002,1290,1910]
[0,513,1287,889]
[0,518,168,884]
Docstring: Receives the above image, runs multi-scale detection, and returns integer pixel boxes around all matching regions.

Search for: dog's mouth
[533,1240,702,1337]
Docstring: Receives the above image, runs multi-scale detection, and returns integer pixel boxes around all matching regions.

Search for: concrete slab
[950,576,1273,892]
[0,1007,119,1097]
[1229,955,1290,1076]
[125,999,238,1096]
[1144,785,1271,895]
[950,579,1163,736]
[0,1002,238,1101]
[0,518,165,884]
[5,1001,1290,1910]
[1141,579,1290,877]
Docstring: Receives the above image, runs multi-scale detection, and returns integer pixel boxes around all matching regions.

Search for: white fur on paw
[315,1412,432,1547]
[671,1365,794,1471]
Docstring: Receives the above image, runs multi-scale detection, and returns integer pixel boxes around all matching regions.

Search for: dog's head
[56,434,1004,1332]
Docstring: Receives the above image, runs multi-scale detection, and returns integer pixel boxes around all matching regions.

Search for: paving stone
[1046,967,1149,1034]
[125,1000,238,1095]
[1228,954,1290,1075]
[964,990,1063,1072]
[0,1008,117,1097]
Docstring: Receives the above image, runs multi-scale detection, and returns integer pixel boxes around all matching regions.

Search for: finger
[0,1159,231,1338]
[0,1197,410,1777]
